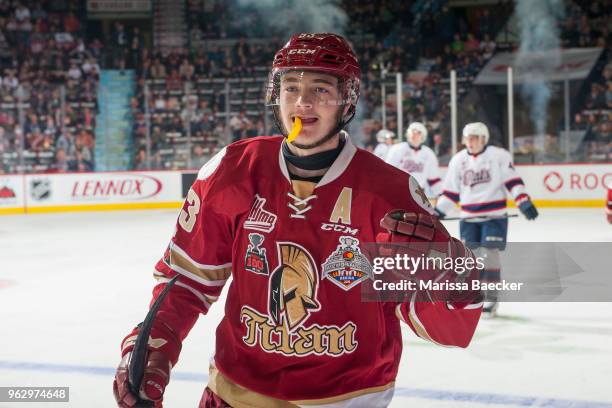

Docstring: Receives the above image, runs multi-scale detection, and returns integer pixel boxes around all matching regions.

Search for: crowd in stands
[0,0,609,174]
[0,0,99,174]
[131,36,281,169]
[564,0,611,161]
[358,4,505,163]
[358,0,610,163]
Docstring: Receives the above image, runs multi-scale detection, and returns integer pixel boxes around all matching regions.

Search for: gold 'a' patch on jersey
[330,187,352,225]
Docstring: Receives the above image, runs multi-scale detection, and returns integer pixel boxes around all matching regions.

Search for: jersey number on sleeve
[179,189,201,233]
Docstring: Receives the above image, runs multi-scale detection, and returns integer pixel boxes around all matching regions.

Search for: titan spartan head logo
[269,243,320,332]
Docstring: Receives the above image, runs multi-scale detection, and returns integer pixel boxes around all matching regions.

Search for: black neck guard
[282,137,345,171]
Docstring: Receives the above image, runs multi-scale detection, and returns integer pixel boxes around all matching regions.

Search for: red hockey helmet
[266,33,361,135]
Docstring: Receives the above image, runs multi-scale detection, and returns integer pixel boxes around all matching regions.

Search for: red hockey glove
[113,322,181,408]
[377,209,482,305]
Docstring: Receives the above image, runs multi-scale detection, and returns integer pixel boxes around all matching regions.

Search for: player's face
[464,135,486,154]
[408,130,423,147]
[279,71,344,151]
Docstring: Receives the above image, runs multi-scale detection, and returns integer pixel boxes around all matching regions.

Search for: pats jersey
[373,142,391,160]
[385,142,442,198]
[151,133,481,407]
[436,146,530,220]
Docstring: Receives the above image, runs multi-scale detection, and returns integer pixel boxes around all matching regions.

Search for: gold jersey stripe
[292,381,395,405]
[395,303,407,324]
[170,247,231,282]
[208,362,395,407]
[208,363,298,408]
[408,308,434,343]
[152,274,218,305]
[405,294,438,344]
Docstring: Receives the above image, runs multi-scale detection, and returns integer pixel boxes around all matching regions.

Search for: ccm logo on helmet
[288,49,316,55]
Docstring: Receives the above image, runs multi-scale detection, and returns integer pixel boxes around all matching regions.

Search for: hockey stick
[442,214,519,221]
[128,274,179,407]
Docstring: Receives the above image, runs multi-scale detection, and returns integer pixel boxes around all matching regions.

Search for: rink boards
[0,163,610,214]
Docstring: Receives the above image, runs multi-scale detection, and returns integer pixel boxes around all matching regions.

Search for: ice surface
[1,208,610,407]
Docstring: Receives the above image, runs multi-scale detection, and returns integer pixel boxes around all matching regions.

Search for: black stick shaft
[128,275,179,399]
[442,214,519,221]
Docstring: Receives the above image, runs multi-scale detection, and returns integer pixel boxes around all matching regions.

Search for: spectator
[191,144,210,168]
[586,83,606,109]
[151,59,167,78]
[69,149,93,171]
[479,9,493,37]
[3,70,18,89]
[112,22,128,69]
[438,6,456,46]
[166,69,183,91]
[574,113,588,131]
[464,33,480,53]
[82,58,100,79]
[52,147,70,172]
[479,34,496,60]
[134,148,148,170]
[67,62,82,80]
[14,2,30,22]
[63,12,80,33]
[130,27,142,69]
[451,33,464,54]
[179,59,195,81]
[229,110,248,142]
[56,131,76,157]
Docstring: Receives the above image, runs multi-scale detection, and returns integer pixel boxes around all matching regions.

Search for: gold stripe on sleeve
[170,247,231,282]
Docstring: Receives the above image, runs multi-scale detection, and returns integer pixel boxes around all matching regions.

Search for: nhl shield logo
[244,233,269,276]
[30,179,51,201]
[322,236,372,291]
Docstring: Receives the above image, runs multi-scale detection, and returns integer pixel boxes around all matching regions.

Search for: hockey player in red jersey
[113,33,483,408]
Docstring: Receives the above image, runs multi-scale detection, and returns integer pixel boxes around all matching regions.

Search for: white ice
[1,208,611,407]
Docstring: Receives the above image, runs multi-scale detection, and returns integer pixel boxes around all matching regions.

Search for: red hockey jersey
[153,134,482,407]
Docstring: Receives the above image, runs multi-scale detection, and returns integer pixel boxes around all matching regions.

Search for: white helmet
[462,122,489,144]
[376,129,395,143]
[406,122,428,145]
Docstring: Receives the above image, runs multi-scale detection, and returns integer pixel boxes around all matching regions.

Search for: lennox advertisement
[24,172,182,210]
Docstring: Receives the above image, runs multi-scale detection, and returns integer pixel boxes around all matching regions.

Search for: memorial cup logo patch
[322,236,372,291]
[244,233,269,276]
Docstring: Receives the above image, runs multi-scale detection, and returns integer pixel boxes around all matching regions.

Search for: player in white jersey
[434,122,538,316]
[373,128,395,160]
[385,122,442,198]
